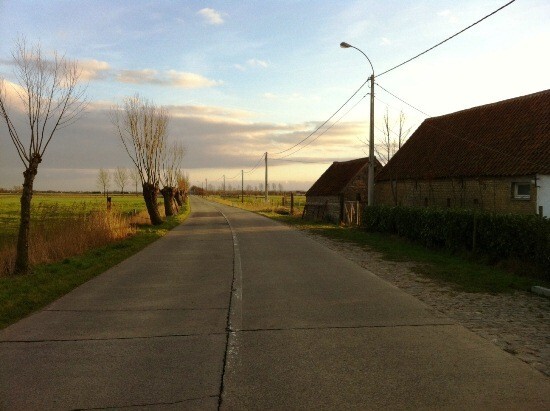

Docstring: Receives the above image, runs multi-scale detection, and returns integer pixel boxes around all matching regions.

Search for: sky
[0,0,549,192]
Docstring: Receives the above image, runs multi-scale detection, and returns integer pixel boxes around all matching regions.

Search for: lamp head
[340,42,352,48]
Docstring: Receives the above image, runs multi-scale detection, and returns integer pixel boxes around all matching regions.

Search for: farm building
[305,157,381,223]
[375,89,550,217]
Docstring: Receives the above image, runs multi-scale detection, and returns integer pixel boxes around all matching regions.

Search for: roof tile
[377,89,550,181]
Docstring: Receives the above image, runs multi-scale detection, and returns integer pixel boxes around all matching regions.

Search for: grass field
[0,193,148,248]
[211,194,306,214]
[0,193,189,329]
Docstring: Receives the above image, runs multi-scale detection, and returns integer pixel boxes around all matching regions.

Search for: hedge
[363,206,550,277]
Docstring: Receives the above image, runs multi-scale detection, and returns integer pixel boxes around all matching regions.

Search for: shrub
[363,206,549,277]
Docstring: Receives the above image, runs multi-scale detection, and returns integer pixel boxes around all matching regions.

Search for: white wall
[537,175,550,218]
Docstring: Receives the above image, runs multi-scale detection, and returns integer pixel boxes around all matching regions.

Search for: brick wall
[375,176,538,214]
[304,195,341,222]
[305,166,372,223]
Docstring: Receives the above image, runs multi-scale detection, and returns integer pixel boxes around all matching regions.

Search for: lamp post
[340,41,375,206]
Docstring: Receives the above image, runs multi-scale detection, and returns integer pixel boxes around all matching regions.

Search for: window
[513,182,531,200]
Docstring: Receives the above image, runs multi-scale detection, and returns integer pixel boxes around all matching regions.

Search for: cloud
[234,59,269,72]
[437,9,458,23]
[166,104,255,122]
[117,69,160,84]
[116,69,221,88]
[380,37,392,46]
[247,59,269,68]
[0,79,28,112]
[198,8,224,25]
[167,70,222,88]
[78,59,111,81]
[0,97,366,191]
[262,92,320,103]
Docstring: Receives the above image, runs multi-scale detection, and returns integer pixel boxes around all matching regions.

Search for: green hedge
[363,206,550,276]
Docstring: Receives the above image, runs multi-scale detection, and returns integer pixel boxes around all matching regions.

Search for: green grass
[209,194,306,215]
[261,212,549,294]
[0,193,147,247]
[0,203,190,330]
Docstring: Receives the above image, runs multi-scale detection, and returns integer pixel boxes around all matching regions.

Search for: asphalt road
[1,196,549,410]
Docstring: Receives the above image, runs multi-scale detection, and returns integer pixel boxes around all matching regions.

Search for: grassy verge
[0,205,190,330]
[266,213,549,294]
[209,195,547,294]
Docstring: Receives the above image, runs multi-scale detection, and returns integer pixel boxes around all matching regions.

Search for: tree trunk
[174,190,183,207]
[14,154,41,275]
[142,182,163,225]
[161,186,176,217]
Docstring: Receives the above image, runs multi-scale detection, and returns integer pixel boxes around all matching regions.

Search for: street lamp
[340,41,375,206]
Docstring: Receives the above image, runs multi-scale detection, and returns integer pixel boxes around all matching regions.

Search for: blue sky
[0,0,549,191]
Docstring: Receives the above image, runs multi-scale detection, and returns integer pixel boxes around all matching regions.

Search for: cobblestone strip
[306,232,550,377]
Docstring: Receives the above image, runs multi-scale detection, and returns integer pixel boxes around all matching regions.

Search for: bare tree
[113,167,129,195]
[160,141,185,217]
[278,183,284,193]
[96,168,111,196]
[112,95,168,225]
[176,170,190,206]
[0,39,87,275]
[373,108,411,165]
[130,168,140,195]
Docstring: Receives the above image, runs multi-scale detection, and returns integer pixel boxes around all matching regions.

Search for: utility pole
[223,175,225,194]
[368,74,375,206]
[340,41,375,206]
[264,152,268,202]
[205,178,207,196]
[241,169,244,203]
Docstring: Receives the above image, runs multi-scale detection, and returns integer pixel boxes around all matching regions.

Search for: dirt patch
[305,231,550,377]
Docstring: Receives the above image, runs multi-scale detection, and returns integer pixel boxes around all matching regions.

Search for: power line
[272,78,369,155]
[243,153,265,174]
[377,0,516,78]
[276,92,369,159]
[376,83,431,117]
[270,158,334,164]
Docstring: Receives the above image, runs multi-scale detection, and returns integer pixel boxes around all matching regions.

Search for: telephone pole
[205,178,207,196]
[241,169,244,203]
[223,175,225,194]
[368,73,375,206]
[341,41,375,206]
[264,152,268,202]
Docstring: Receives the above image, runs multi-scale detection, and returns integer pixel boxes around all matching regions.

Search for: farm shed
[375,89,550,217]
[305,157,381,223]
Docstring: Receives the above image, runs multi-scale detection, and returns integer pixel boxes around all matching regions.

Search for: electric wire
[276,92,369,159]
[376,83,431,117]
[272,78,369,155]
[206,0,518,186]
[377,0,516,78]
[270,158,334,164]
[243,153,265,174]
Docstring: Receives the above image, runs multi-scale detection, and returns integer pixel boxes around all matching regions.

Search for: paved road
[1,196,549,410]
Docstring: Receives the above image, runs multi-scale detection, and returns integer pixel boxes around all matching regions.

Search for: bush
[363,206,550,277]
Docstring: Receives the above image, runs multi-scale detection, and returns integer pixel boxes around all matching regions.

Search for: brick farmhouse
[375,89,550,217]
[305,157,380,222]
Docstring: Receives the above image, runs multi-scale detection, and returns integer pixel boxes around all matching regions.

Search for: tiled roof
[306,157,376,196]
[377,89,550,181]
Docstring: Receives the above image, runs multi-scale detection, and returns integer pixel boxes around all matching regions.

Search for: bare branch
[0,38,87,164]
